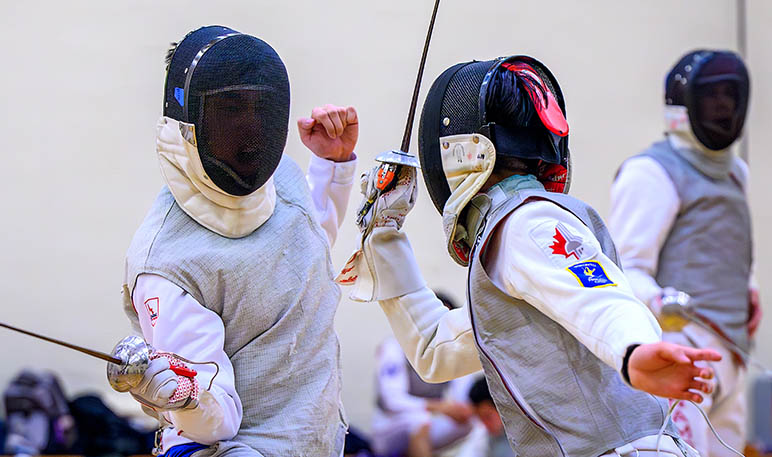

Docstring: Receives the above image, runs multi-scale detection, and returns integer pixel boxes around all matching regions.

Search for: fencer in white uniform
[338,55,720,457]
[609,50,758,457]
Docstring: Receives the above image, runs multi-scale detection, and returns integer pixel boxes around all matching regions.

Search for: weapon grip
[171,365,197,378]
[376,163,399,193]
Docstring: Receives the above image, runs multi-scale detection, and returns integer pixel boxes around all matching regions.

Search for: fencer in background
[372,292,475,457]
[339,55,721,457]
[455,376,517,457]
[112,26,358,456]
[609,49,758,457]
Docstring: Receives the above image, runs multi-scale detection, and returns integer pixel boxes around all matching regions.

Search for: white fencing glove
[337,164,426,301]
[129,353,199,411]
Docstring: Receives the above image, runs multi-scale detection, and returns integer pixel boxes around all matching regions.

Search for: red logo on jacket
[549,222,584,260]
[144,297,160,327]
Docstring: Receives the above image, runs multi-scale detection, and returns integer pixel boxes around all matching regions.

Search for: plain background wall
[0,0,769,434]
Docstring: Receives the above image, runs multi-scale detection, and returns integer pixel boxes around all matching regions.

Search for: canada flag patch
[144,297,160,327]
[549,222,585,260]
[567,261,616,288]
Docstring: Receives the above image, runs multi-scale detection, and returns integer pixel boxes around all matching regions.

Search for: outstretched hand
[298,104,358,162]
[628,342,721,403]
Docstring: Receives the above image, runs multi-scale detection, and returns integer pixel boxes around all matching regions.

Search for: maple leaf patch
[549,222,585,260]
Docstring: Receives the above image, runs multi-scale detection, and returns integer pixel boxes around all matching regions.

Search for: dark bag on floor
[68,394,154,456]
[3,370,77,454]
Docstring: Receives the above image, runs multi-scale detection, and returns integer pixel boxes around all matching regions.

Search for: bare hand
[628,342,721,403]
[748,287,762,338]
[297,104,358,162]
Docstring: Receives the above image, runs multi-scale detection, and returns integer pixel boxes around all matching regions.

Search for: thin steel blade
[400,0,442,153]
[0,321,122,365]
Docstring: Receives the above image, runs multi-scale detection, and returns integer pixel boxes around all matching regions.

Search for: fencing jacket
[610,137,753,352]
[378,175,674,456]
[127,154,355,454]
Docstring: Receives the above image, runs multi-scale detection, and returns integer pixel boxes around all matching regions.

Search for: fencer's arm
[306,154,357,247]
[497,202,662,372]
[375,338,431,412]
[349,165,481,382]
[380,286,482,383]
[608,156,680,307]
[133,274,242,444]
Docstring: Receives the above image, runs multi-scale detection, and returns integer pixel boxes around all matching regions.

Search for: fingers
[684,347,722,363]
[134,357,178,404]
[297,117,316,133]
[657,343,691,364]
[689,378,713,395]
[137,357,171,392]
[345,105,358,125]
[670,390,705,403]
[311,104,353,139]
[151,374,179,403]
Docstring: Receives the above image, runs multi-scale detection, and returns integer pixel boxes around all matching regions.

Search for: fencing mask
[163,25,290,196]
[418,55,570,265]
[665,50,750,151]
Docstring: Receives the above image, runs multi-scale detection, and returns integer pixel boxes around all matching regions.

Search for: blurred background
[0,0,769,452]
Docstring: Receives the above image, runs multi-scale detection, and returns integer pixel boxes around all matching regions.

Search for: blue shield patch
[567,261,616,288]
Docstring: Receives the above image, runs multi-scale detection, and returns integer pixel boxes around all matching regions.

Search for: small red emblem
[549,223,584,260]
[144,297,160,327]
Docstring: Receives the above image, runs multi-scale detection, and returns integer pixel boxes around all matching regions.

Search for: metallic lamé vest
[467,178,674,457]
[639,141,752,351]
[125,156,345,457]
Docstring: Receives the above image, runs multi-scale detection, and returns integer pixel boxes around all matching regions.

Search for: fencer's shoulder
[273,154,313,206]
[615,155,673,191]
[274,154,304,186]
[505,199,586,237]
[126,188,176,259]
[503,198,603,266]
[731,155,749,190]
[618,154,669,178]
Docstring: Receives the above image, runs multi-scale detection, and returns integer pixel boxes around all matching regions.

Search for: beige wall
[0,0,769,434]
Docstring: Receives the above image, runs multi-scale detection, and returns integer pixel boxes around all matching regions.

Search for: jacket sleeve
[305,154,357,248]
[380,287,482,383]
[608,156,680,307]
[488,200,662,372]
[133,273,242,444]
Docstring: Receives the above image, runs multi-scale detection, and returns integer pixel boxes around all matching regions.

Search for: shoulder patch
[550,222,585,260]
[566,261,616,288]
[144,297,160,326]
[530,219,598,267]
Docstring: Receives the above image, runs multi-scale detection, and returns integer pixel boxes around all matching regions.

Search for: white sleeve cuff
[308,154,358,185]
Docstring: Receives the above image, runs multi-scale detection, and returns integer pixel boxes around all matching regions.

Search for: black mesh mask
[163,26,290,196]
[665,50,750,151]
[418,55,570,215]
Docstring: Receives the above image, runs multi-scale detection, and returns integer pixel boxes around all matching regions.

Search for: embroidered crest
[567,261,616,288]
[549,222,585,260]
[144,297,160,327]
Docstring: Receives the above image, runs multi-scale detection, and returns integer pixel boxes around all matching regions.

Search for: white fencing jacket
[379,199,661,383]
[132,154,356,447]
[608,139,753,309]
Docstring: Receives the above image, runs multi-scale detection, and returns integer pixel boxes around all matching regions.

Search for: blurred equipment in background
[750,374,772,454]
[3,370,76,455]
[68,394,155,456]
[2,370,154,456]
